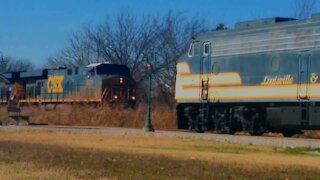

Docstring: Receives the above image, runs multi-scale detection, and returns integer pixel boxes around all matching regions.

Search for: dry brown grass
[0,130,320,179]
[303,131,320,139]
[18,103,176,129]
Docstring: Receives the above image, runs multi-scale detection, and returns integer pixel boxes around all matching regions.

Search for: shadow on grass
[0,141,320,179]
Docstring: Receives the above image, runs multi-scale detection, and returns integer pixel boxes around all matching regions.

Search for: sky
[0,0,315,67]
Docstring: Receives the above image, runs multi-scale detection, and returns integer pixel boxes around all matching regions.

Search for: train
[175,13,320,137]
[0,62,136,107]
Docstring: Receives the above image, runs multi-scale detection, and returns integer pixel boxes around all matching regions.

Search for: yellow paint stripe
[176,84,320,101]
[176,62,243,86]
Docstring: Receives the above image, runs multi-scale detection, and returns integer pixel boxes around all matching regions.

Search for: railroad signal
[143,51,157,132]
[146,63,152,74]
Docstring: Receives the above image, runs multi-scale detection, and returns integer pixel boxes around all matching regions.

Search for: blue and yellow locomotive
[175,14,320,136]
[0,62,136,106]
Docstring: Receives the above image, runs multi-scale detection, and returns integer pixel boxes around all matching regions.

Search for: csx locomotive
[0,62,136,106]
[175,13,320,137]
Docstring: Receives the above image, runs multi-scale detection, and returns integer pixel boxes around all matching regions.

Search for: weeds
[11,104,177,130]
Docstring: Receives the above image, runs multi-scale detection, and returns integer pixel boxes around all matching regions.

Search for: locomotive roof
[195,13,320,57]
[94,63,131,77]
[2,63,132,81]
[196,14,320,39]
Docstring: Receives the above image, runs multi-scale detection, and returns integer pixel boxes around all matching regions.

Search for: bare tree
[293,0,317,19]
[47,11,161,79]
[152,12,206,106]
[1,56,34,72]
[47,31,96,67]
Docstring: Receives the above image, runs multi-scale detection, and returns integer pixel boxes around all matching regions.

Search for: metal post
[143,54,155,132]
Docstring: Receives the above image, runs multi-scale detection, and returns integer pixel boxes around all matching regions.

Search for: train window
[212,62,220,74]
[271,56,280,72]
[203,42,210,56]
[188,42,194,57]
[67,69,72,75]
[75,68,79,75]
[87,68,94,79]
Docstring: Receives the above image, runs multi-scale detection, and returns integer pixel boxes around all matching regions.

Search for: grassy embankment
[0,130,320,179]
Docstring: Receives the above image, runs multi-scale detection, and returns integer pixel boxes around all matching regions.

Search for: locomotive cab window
[188,42,194,57]
[203,42,210,56]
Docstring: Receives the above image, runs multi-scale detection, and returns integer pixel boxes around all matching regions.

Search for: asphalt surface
[1,125,320,149]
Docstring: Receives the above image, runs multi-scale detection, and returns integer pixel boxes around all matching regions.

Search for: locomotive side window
[203,42,210,56]
[188,42,194,57]
[188,41,202,57]
[271,56,280,72]
[67,69,72,75]
[212,62,220,74]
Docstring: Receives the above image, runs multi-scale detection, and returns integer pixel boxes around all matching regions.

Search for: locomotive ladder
[299,101,310,126]
[198,41,211,132]
[199,79,210,131]
[298,51,311,126]
[6,93,29,125]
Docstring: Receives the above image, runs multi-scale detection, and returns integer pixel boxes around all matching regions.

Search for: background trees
[0,56,34,72]
[47,11,207,107]
[293,0,317,19]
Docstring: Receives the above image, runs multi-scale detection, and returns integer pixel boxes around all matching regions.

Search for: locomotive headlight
[131,96,136,100]
[114,95,118,99]
[119,77,124,84]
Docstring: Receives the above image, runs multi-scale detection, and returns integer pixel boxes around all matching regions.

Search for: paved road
[1,125,320,149]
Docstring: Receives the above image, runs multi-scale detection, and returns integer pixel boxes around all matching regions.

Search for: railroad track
[1,125,320,149]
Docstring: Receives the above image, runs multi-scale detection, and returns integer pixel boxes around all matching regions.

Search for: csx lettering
[48,76,64,93]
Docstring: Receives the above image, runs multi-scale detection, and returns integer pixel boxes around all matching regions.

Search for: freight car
[0,62,136,107]
[175,13,320,137]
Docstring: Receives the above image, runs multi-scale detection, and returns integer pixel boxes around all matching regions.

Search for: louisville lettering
[261,75,293,85]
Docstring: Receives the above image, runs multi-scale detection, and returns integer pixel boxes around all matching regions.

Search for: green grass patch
[189,144,262,154]
[129,143,264,154]
[284,147,320,156]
